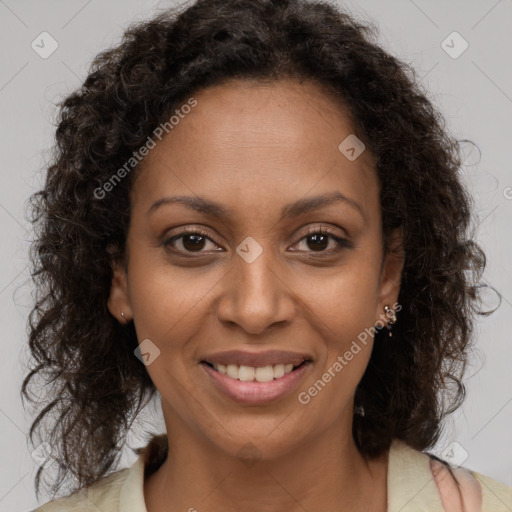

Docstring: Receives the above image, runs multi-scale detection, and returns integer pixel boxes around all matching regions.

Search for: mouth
[200,360,310,382]
[199,359,313,405]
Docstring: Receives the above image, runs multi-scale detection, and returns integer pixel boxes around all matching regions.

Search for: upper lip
[201,350,312,368]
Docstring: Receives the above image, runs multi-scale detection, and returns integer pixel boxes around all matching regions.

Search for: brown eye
[180,233,207,252]
[293,227,351,254]
[163,229,222,254]
[305,232,330,251]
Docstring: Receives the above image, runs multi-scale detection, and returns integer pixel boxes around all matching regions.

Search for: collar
[387,438,445,511]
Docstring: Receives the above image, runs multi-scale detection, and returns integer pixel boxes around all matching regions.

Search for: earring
[383,305,397,337]
[121,311,127,324]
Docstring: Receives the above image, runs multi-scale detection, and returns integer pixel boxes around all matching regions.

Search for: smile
[205,362,298,382]
[200,360,312,405]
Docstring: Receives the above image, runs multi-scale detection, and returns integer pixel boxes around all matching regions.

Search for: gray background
[0,0,511,510]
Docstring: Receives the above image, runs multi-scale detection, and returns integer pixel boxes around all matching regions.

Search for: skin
[107,77,404,512]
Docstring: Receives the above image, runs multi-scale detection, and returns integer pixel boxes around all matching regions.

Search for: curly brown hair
[22,0,496,500]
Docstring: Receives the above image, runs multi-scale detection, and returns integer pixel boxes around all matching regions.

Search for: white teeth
[226,364,239,379]
[239,365,255,382]
[211,362,299,382]
[273,364,285,378]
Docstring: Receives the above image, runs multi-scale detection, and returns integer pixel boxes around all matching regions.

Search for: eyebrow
[147,191,365,221]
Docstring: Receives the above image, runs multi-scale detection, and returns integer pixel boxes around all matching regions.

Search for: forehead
[131,78,379,224]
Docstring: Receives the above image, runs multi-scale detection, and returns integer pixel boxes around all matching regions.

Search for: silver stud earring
[383,305,397,337]
[121,311,127,324]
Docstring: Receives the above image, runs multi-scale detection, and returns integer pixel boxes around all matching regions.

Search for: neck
[143,421,389,512]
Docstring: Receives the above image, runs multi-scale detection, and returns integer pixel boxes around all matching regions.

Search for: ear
[375,227,404,323]
[107,258,133,324]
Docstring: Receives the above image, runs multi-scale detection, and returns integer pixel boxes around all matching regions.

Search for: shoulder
[427,451,512,510]
[388,439,512,511]
[31,434,167,512]
[470,469,512,510]
[31,467,130,512]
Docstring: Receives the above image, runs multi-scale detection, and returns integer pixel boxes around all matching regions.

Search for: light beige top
[33,435,512,511]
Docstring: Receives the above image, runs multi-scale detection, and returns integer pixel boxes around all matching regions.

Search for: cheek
[126,267,212,400]
[305,258,381,338]
[132,290,208,345]
[126,252,226,367]
[301,253,382,397]
[296,270,378,419]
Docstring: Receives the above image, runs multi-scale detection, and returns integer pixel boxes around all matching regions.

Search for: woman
[23,0,511,511]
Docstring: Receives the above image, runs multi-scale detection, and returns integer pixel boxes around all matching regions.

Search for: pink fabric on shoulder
[451,466,483,512]
[430,458,483,512]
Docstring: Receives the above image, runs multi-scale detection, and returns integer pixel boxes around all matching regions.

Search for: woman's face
[108,78,403,459]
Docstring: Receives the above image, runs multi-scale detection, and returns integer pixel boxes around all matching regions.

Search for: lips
[201,349,313,368]
[201,358,313,405]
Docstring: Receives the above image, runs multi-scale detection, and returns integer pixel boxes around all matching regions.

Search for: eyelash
[162,226,351,256]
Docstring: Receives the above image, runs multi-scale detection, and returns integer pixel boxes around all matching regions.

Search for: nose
[215,238,296,335]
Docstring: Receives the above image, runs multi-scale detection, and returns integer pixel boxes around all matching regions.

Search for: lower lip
[201,361,312,405]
